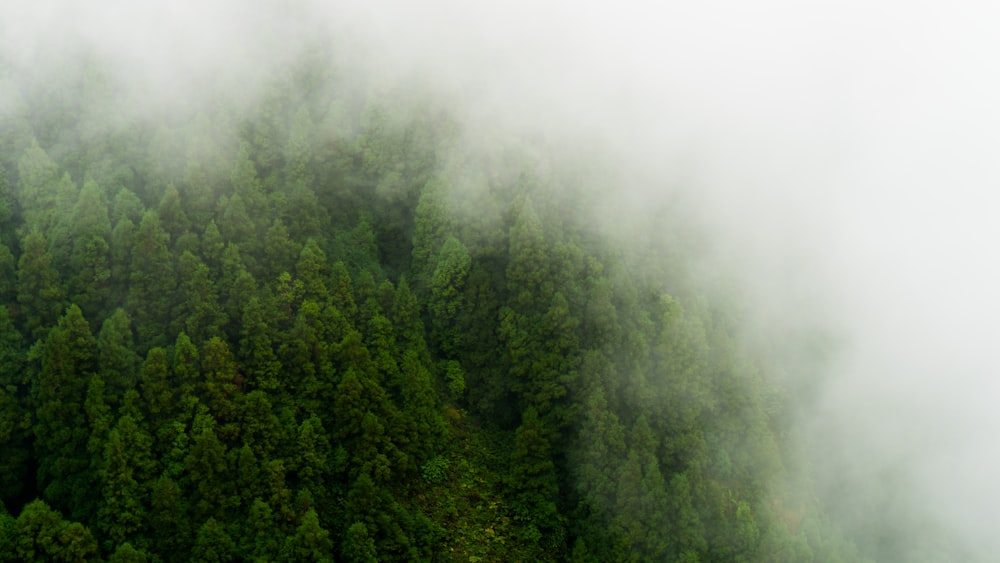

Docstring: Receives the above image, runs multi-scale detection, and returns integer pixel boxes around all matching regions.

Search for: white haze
[5,0,1000,557]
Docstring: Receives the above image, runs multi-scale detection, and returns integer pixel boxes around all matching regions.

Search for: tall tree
[67,177,112,322]
[31,305,97,518]
[128,211,175,352]
[98,309,140,407]
[16,231,65,340]
[429,235,470,356]
[0,306,27,501]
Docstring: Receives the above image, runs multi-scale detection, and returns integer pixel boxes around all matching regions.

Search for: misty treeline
[0,42,861,562]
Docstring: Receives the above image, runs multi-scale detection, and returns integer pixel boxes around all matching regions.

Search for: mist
[5,0,1000,559]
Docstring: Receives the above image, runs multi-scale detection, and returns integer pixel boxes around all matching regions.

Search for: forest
[0,32,873,562]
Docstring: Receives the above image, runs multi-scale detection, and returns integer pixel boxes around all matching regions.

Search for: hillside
[0,42,864,562]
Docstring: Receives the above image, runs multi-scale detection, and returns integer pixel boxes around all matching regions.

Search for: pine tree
[0,306,27,500]
[16,231,65,339]
[157,184,190,243]
[200,338,241,442]
[184,412,231,522]
[67,177,112,321]
[98,426,145,551]
[282,508,334,562]
[31,305,98,517]
[508,407,561,543]
[98,309,140,406]
[148,476,190,560]
[128,211,175,351]
[238,297,282,394]
[241,498,281,562]
[172,251,226,345]
[411,176,453,294]
[16,140,60,234]
[262,219,300,282]
[14,500,99,562]
[342,521,378,563]
[191,518,237,563]
[429,235,470,356]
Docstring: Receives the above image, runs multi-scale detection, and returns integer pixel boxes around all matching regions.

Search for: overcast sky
[5,0,1000,556]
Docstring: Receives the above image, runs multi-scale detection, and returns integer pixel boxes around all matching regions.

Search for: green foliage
[421,456,450,484]
[0,42,869,563]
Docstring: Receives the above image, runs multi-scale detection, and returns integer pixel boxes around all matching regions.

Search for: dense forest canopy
[0,5,975,562]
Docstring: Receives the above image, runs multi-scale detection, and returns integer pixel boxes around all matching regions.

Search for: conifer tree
[16,231,65,339]
[98,309,140,406]
[429,235,470,356]
[14,499,99,562]
[282,508,334,562]
[128,211,175,351]
[31,305,97,516]
[0,306,27,500]
[191,518,237,563]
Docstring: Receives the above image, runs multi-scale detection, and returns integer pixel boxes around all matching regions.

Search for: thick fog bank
[5,1,1000,558]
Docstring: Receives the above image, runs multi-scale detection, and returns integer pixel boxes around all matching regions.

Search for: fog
[5,0,1000,558]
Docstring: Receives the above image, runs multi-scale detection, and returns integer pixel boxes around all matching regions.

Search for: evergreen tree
[157,184,190,244]
[148,476,190,560]
[410,176,453,294]
[98,426,145,551]
[191,518,237,563]
[16,231,65,340]
[14,500,99,562]
[98,309,140,406]
[262,219,300,282]
[108,542,152,563]
[67,177,112,321]
[429,235,470,356]
[238,297,282,394]
[31,305,97,518]
[173,251,226,345]
[342,521,378,563]
[508,407,562,545]
[0,306,27,500]
[128,211,175,351]
[282,508,334,562]
[16,140,60,234]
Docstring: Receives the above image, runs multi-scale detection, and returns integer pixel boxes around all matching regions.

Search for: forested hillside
[0,42,862,561]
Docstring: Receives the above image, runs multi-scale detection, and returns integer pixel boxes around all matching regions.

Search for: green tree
[16,140,60,234]
[109,217,136,307]
[184,412,231,522]
[296,238,330,302]
[172,251,226,345]
[200,338,241,442]
[16,231,65,339]
[342,522,377,563]
[98,309,140,406]
[429,236,470,356]
[191,518,237,563]
[282,508,334,562]
[14,499,99,562]
[410,176,453,294]
[98,426,145,551]
[0,242,17,310]
[67,177,112,321]
[241,498,281,562]
[294,415,333,502]
[31,305,97,517]
[128,211,175,351]
[108,542,152,562]
[157,184,190,243]
[262,219,300,282]
[238,297,282,394]
[0,306,28,500]
[508,407,561,544]
[148,476,190,560]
